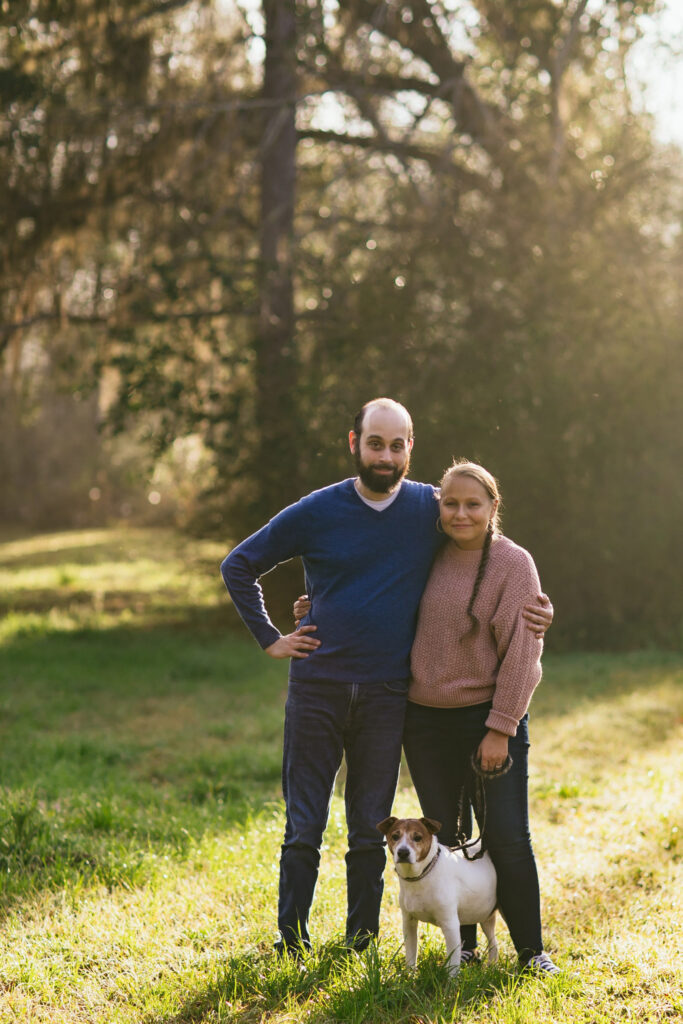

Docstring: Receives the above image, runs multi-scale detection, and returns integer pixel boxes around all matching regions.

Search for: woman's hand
[265,625,319,660]
[293,593,312,628]
[477,729,509,772]
[522,593,553,638]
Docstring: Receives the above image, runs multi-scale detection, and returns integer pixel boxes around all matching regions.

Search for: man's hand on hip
[522,593,553,639]
[266,625,320,660]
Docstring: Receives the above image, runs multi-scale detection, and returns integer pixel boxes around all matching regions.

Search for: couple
[221,397,559,975]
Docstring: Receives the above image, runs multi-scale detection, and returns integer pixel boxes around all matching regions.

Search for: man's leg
[277,678,346,953]
[343,681,408,949]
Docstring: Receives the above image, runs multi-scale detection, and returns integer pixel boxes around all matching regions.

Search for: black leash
[448,752,513,861]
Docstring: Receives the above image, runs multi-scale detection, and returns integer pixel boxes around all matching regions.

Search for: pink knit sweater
[409,535,543,736]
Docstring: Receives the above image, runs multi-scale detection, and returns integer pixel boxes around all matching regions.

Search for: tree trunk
[255,0,300,517]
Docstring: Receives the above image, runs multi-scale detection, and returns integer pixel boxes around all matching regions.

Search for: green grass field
[0,528,681,1023]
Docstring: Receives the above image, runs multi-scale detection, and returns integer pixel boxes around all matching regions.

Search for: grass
[0,527,681,1023]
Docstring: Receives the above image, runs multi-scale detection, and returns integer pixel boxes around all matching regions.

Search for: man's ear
[349,429,358,454]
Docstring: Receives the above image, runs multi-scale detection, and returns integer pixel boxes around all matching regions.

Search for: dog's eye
[390,832,401,841]
[412,833,423,841]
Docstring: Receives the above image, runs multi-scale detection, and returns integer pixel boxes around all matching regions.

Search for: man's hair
[352,398,414,440]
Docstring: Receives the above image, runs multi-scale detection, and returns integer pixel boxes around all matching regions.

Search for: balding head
[352,398,413,443]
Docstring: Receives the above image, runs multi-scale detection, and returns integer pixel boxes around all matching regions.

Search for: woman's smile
[439,477,498,550]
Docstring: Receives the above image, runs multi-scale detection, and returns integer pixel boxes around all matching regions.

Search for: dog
[377,816,498,976]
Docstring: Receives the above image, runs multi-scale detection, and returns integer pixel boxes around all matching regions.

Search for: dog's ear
[421,817,442,834]
[376,816,398,834]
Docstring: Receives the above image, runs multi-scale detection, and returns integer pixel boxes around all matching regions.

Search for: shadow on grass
[1,607,681,922]
[158,944,534,1024]
[0,589,229,619]
[0,533,139,568]
[0,617,287,914]
[0,786,280,921]
[0,527,223,570]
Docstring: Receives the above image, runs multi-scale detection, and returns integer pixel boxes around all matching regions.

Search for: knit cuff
[255,623,282,650]
[485,708,519,737]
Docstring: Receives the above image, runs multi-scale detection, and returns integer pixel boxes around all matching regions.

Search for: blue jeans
[403,701,543,961]
[277,677,407,951]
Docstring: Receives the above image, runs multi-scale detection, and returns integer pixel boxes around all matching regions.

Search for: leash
[448,752,513,862]
[397,844,441,883]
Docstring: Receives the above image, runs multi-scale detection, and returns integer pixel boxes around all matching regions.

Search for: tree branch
[342,0,502,149]
[297,128,487,189]
[549,0,590,179]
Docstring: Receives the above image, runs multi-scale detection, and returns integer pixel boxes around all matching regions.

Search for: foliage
[1,2,681,646]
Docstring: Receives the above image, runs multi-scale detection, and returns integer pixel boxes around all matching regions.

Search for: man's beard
[353,446,410,494]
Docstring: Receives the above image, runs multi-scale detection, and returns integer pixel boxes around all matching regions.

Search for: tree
[1,0,680,645]
[256,0,301,512]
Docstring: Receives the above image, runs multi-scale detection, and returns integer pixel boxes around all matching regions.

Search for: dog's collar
[397,843,441,883]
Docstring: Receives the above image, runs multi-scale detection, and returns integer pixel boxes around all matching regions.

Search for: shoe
[460,949,481,966]
[274,941,308,963]
[344,936,373,954]
[524,952,561,975]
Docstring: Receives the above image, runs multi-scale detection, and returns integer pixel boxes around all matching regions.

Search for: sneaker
[524,952,561,975]
[460,949,481,966]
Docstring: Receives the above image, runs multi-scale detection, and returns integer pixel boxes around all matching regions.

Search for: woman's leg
[479,715,543,961]
[403,702,473,842]
[404,702,491,951]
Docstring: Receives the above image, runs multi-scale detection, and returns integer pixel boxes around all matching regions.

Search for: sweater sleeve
[486,548,543,736]
[220,502,310,650]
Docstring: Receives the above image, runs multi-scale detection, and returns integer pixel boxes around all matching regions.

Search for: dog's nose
[396,846,411,861]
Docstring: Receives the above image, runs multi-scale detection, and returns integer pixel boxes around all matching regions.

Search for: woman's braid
[439,459,502,641]
[463,519,494,639]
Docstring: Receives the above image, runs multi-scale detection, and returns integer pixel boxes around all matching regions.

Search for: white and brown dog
[377,816,498,976]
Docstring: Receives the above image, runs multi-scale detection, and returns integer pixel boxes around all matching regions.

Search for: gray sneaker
[524,952,561,975]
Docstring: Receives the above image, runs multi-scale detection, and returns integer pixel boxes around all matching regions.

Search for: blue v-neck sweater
[221,478,443,685]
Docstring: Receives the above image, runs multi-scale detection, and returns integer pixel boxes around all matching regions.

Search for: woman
[404,459,560,974]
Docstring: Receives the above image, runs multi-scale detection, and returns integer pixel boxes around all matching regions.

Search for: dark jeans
[403,700,543,961]
[277,676,407,952]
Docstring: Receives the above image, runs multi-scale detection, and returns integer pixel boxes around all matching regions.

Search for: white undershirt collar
[354,479,402,511]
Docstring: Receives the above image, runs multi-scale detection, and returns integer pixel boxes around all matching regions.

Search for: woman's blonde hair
[440,459,502,638]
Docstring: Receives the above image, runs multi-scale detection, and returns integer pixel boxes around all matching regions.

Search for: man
[221,398,552,957]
